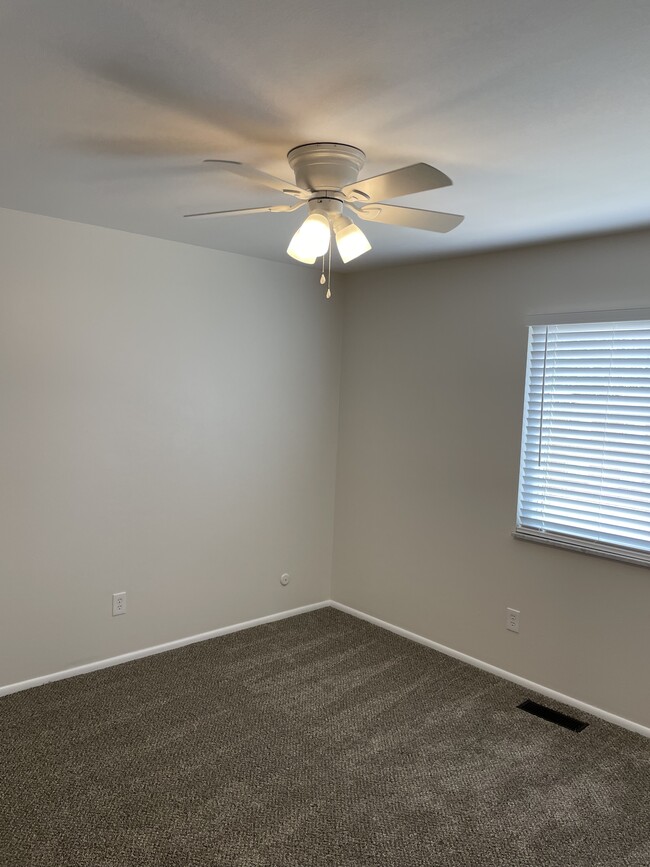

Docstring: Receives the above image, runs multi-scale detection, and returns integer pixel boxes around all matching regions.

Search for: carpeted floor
[1,607,649,867]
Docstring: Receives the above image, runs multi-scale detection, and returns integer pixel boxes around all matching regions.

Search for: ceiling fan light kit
[184,142,464,291]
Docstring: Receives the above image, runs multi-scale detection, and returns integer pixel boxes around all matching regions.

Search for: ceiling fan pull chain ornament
[320,255,326,285]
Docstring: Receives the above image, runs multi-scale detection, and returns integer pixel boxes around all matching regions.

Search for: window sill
[512,528,650,569]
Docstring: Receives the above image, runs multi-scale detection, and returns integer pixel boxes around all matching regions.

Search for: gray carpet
[1,607,649,867]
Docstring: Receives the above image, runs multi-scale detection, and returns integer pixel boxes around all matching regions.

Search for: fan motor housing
[287,143,366,192]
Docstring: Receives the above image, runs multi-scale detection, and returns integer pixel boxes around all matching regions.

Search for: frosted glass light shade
[335,218,371,263]
[286,232,316,264]
[287,213,331,263]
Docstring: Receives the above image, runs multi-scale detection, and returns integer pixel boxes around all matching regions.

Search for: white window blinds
[516,319,650,564]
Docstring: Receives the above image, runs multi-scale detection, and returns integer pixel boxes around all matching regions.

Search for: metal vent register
[518,699,589,732]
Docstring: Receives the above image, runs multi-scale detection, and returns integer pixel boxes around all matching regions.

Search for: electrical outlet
[506,607,520,633]
[112,591,127,616]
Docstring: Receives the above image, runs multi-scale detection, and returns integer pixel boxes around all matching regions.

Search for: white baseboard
[5,598,648,739]
[329,600,650,739]
[0,600,330,699]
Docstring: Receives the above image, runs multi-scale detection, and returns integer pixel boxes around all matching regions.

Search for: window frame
[513,308,650,569]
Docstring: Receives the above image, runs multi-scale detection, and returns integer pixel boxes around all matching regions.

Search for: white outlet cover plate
[112,591,127,616]
[506,607,520,633]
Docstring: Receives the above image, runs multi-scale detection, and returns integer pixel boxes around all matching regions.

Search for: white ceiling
[2,0,650,270]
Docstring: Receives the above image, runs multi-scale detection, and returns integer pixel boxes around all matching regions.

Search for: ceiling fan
[184,143,464,266]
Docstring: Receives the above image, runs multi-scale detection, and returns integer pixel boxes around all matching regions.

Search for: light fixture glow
[286,233,316,264]
[334,217,371,263]
[287,213,331,263]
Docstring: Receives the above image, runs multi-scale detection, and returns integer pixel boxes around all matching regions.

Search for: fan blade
[350,203,464,233]
[204,160,310,199]
[341,163,452,202]
[184,202,306,219]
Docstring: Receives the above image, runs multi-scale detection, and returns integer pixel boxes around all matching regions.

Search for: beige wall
[2,205,649,728]
[0,208,341,687]
[332,229,650,727]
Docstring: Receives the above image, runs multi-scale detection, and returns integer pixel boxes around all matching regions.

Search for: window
[515,317,650,567]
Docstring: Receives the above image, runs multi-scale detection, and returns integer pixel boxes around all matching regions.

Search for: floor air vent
[518,699,589,732]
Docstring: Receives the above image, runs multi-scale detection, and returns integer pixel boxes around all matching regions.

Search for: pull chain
[320,255,326,285]
[325,237,332,300]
